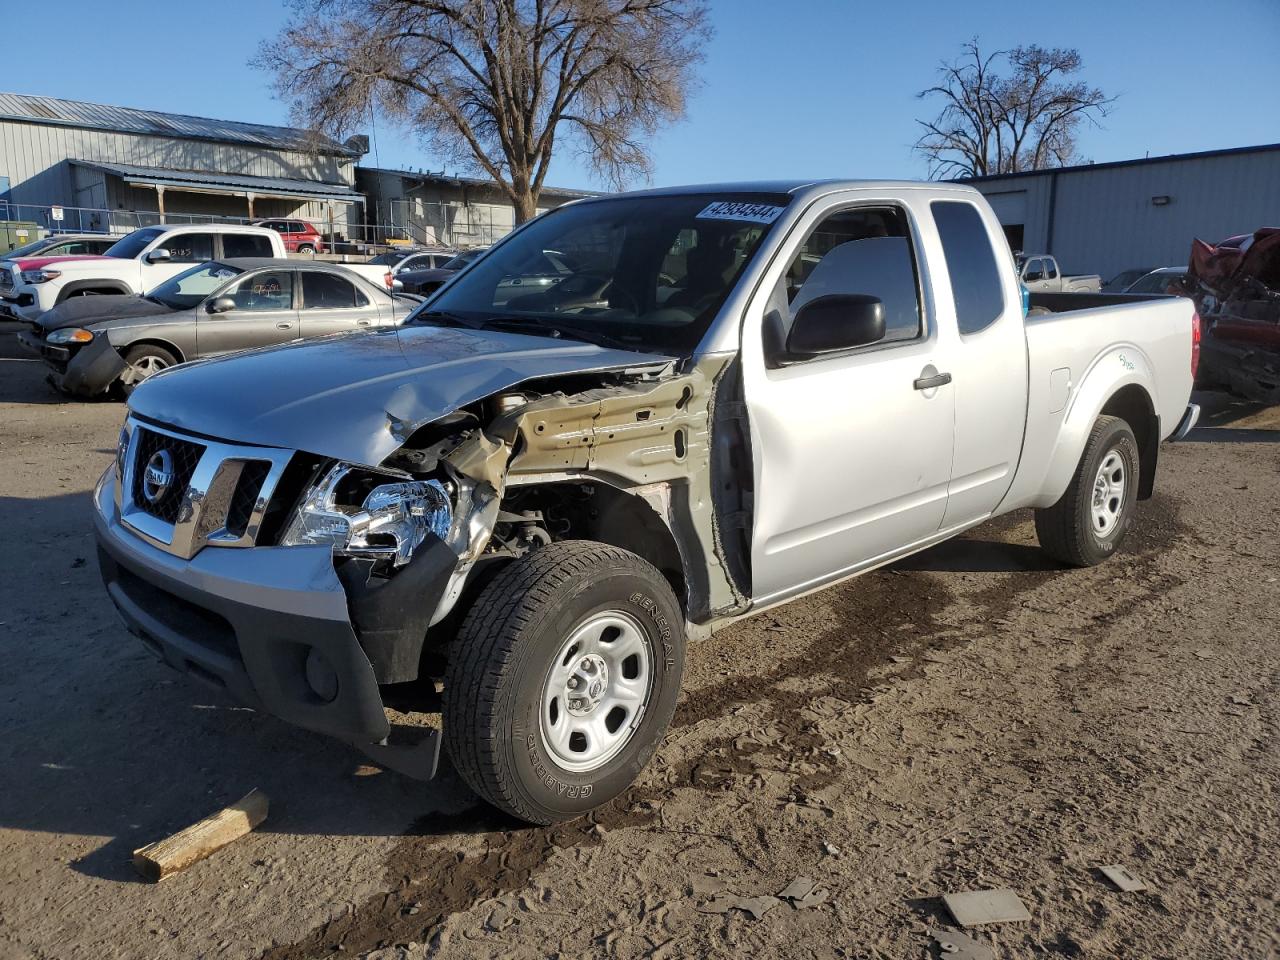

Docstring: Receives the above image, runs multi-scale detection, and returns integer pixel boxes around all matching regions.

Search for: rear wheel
[1035,415,1139,566]
[443,541,685,824]
[297,243,316,254]
[121,344,178,396]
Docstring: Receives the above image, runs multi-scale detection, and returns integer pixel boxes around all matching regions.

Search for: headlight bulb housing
[280,464,453,566]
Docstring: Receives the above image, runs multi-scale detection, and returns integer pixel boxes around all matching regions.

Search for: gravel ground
[0,325,1276,960]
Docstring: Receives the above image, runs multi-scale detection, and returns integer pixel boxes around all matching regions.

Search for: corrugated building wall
[964,144,1280,282]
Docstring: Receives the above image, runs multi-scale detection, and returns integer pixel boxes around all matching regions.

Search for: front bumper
[93,470,448,776]
[17,330,126,396]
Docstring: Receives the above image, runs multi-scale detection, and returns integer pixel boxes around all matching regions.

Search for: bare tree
[914,40,1114,179]
[256,0,710,222]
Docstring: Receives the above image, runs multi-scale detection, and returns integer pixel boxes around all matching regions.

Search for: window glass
[147,262,242,310]
[782,206,922,344]
[302,271,358,309]
[222,233,275,258]
[226,270,294,311]
[105,227,164,259]
[1044,257,1059,279]
[163,233,214,263]
[931,200,1006,336]
[367,252,400,266]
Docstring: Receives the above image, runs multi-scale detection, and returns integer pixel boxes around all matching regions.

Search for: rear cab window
[930,200,1006,335]
[222,233,276,258]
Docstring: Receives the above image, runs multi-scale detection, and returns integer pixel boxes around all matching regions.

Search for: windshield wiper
[479,314,638,352]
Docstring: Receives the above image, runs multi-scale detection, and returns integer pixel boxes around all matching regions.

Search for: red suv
[252,219,326,255]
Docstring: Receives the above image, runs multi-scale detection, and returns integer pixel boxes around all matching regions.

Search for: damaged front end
[94,350,754,779]
[1187,228,1280,402]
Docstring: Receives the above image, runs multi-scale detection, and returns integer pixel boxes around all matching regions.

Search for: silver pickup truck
[93,181,1199,824]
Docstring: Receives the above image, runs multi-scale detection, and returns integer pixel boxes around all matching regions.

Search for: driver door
[742,198,956,604]
[195,268,299,357]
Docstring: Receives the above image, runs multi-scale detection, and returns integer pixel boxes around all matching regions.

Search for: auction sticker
[696,201,785,225]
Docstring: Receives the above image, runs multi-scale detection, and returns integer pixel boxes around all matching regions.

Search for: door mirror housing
[145,248,172,263]
[785,294,886,359]
[207,296,236,314]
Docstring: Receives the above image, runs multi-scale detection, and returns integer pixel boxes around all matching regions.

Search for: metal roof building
[0,91,366,231]
[961,143,1280,283]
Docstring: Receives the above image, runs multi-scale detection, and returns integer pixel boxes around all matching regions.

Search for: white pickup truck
[5,224,285,321]
[92,180,1199,824]
[1017,253,1102,293]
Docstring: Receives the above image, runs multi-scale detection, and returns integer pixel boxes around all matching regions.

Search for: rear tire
[297,244,316,254]
[443,541,685,825]
[1035,415,1139,567]
[121,344,178,396]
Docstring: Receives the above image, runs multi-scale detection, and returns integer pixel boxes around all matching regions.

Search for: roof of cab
[574,179,981,201]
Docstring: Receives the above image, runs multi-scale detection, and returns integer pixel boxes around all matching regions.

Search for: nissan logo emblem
[142,449,175,504]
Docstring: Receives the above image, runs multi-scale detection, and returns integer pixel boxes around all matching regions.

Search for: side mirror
[145,248,172,263]
[391,278,404,291]
[785,294,886,358]
[207,296,236,314]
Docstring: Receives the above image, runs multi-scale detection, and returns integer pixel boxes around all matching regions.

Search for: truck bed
[1000,292,1197,512]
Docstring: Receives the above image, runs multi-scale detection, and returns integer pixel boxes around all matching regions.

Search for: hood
[37,294,175,331]
[129,324,673,467]
[12,254,112,271]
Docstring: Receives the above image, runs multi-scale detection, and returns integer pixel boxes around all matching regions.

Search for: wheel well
[121,338,185,364]
[55,283,130,302]
[499,482,688,615]
[1101,384,1158,499]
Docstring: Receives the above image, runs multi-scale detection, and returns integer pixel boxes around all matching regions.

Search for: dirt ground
[0,323,1276,960]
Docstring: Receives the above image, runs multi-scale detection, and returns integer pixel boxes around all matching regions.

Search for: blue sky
[12,0,1280,189]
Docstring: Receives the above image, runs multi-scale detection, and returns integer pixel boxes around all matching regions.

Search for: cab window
[781,206,922,345]
[164,233,214,263]
[222,234,275,258]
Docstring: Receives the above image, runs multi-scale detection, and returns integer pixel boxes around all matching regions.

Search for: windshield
[367,251,404,266]
[6,237,57,259]
[1126,270,1182,294]
[105,227,165,260]
[423,194,789,352]
[146,262,243,310]
[442,249,482,270]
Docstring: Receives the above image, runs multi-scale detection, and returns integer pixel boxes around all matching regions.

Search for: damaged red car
[1187,228,1280,403]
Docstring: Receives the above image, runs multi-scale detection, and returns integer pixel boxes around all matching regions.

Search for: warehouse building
[962,143,1280,283]
[0,92,366,234]
[357,166,596,248]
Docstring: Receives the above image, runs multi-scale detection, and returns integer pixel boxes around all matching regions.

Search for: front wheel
[120,344,178,396]
[443,541,685,824]
[1035,414,1139,566]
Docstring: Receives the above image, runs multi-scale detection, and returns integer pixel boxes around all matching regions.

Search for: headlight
[280,464,452,566]
[24,268,61,283]
[46,327,94,344]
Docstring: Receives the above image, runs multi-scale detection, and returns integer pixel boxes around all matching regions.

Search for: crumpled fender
[1024,344,1159,510]
[60,334,129,396]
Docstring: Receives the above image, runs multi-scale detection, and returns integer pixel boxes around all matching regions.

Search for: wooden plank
[132,789,269,882]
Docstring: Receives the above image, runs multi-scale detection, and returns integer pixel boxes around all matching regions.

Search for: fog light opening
[305,649,340,703]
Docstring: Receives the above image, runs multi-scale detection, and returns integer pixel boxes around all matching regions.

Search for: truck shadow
[0,488,475,885]
[891,511,1063,574]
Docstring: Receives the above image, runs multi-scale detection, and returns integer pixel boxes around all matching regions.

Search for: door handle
[913,371,952,390]
[275,321,293,330]
[357,319,371,326]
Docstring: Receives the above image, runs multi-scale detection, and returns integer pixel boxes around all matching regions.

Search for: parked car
[366,248,458,275]
[1124,267,1187,295]
[1103,267,1155,292]
[1017,254,1102,293]
[252,219,326,254]
[1186,227,1280,402]
[0,233,121,319]
[18,259,411,397]
[3,224,286,322]
[93,181,1197,825]
[394,247,487,294]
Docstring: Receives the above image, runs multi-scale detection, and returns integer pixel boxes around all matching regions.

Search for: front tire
[1035,415,1139,567]
[121,344,178,396]
[443,541,685,825]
